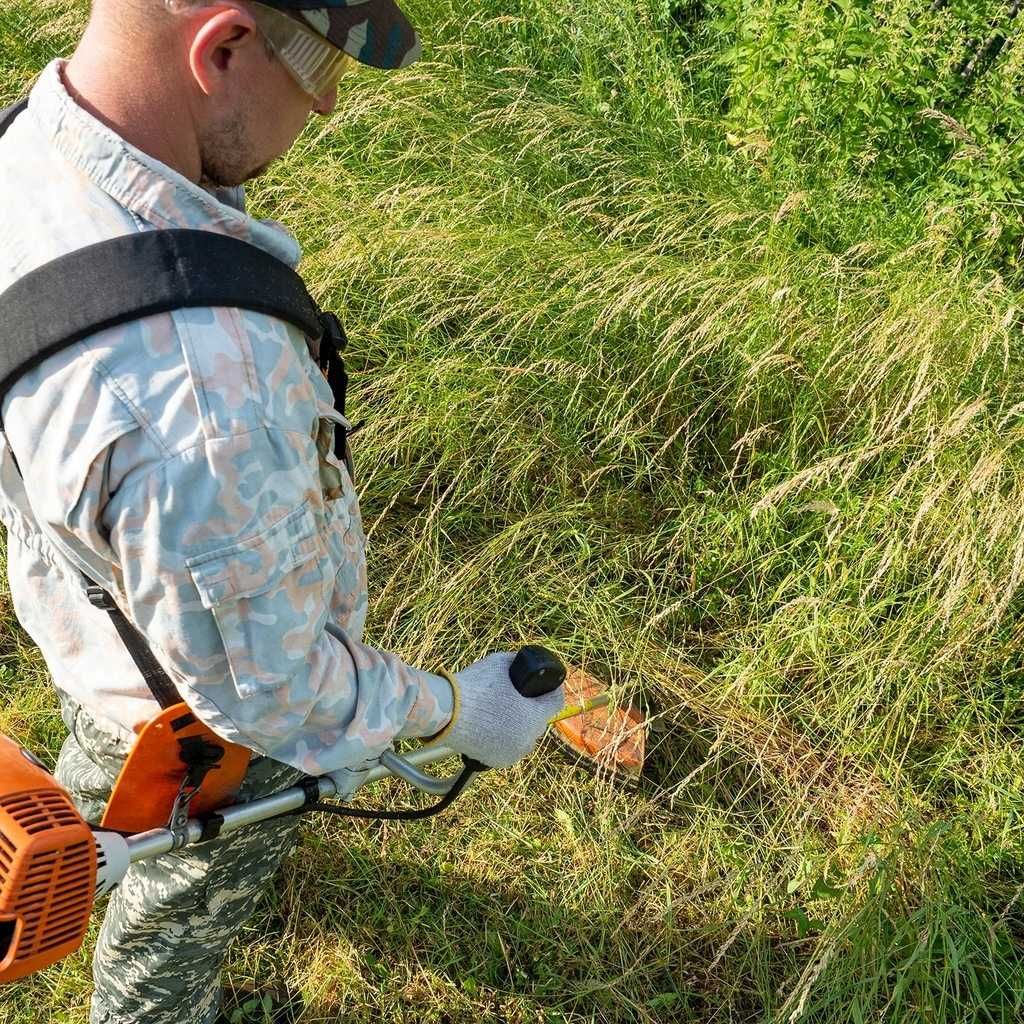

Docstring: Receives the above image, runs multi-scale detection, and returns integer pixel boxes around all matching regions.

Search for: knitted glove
[430,652,565,769]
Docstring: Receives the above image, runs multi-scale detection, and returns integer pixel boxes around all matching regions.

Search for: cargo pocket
[312,417,367,634]
[186,502,327,698]
[315,403,356,499]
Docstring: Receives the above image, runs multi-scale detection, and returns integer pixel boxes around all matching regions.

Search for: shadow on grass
[254,818,786,1024]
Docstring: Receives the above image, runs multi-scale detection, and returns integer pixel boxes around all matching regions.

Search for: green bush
[708,0,1024,270]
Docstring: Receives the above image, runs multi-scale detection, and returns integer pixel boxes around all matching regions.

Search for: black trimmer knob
[509,645,566,698]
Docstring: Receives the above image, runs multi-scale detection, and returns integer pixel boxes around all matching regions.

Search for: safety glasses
[249,2,355,99]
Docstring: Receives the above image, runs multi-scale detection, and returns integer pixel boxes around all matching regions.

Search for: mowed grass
[3,1,1024,1021]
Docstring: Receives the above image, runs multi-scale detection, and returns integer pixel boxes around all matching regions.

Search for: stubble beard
[197,110,272,189]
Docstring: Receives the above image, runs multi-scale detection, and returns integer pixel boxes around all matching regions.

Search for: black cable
[304,758,486,822]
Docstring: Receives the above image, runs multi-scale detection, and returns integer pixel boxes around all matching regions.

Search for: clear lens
[250,3,354,98]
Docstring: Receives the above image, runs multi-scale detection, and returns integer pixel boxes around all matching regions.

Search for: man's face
[198,57,332,187]
[188,5,339,188]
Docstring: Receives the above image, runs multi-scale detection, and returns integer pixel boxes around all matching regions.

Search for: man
[0,2,563,1022]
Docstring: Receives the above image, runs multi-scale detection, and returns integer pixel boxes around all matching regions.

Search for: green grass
[3,1,1024,1021]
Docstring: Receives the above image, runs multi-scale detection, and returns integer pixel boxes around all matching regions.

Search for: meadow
[2,1,1024,1020]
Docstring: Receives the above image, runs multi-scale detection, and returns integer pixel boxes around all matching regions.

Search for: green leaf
[784,907,825,939]
[647,993,681,1009]
[811,876,844,900]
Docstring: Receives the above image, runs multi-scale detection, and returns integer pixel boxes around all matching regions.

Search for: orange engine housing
[0,732,95,983]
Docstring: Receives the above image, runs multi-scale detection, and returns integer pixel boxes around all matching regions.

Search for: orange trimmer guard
[553,668,646,776]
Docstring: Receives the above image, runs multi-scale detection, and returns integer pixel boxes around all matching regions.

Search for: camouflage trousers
[54,691,305,1024]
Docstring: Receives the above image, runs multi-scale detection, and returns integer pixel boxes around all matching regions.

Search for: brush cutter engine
[0,733,133,983]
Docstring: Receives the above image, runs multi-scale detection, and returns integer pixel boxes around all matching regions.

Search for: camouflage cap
[255,0,420,70]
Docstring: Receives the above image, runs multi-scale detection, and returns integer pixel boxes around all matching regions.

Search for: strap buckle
[167,736,226,832]
[318,311,347,353]
[85,583,117,611]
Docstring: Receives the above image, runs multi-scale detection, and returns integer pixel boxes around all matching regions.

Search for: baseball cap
[255,0,420,70]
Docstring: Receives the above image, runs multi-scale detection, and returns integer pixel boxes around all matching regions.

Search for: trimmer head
[552,668,646,776]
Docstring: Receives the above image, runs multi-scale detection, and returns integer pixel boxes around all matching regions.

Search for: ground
[2,1,1024,1021]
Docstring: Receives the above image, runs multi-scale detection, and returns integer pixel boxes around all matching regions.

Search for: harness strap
[85,579,183,709]
[319,312,350,460]
[0,229,329,411]
[0,103,349,430]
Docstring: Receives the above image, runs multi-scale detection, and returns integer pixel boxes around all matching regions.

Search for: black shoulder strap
[0,99,28,139]
[83,578,182,710]
[0,228,328,409]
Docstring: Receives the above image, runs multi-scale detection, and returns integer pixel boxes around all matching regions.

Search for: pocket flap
[187,502,321,608]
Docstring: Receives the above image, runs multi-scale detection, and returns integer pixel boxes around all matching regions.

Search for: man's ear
[188,6,261,97]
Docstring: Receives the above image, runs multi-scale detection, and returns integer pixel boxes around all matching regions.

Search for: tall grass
[2,0,1024,1021]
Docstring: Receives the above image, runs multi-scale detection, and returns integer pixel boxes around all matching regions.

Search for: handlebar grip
[509,645,566,698]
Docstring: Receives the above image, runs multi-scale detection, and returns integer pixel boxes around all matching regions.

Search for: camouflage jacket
[0,61,452,774]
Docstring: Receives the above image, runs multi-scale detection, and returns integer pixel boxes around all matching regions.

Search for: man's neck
[63,37,202,183]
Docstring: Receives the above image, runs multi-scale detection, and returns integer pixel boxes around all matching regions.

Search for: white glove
[432,652,565,769]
